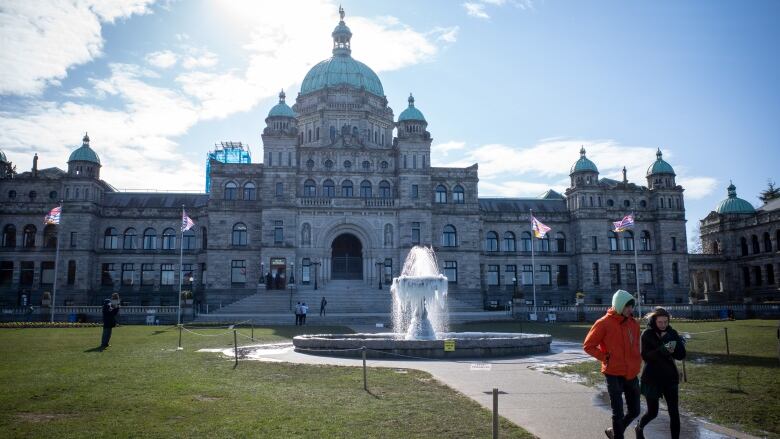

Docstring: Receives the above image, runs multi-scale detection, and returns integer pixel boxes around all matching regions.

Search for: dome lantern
[398,93,426,122]
[715,181,755,214]
[570,146,599,174]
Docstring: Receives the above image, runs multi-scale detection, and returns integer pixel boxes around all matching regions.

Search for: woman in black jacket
[636,307,686,439]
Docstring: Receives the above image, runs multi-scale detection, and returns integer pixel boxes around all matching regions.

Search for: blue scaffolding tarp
[205,142,251,193]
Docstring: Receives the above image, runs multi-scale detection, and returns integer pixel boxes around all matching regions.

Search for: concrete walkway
[211,337,758,439]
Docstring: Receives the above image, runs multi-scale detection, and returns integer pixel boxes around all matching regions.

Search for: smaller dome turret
[570,146,598,174]
[398,93,426,122]
[715,182,755,214]
[647,148,675,176]
[268,90,296,118]
[67,132,101,178]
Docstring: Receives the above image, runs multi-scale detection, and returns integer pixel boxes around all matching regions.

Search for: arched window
[162,228,176,250]
[485,231,499,252]
[555,232,566,253]
[22,225,36,248]
[751,235,760,254]
[502,232,516,252]
[622,231,634,251]
[43,225,57,248]
[607,199,614,207]
[740,237,748,256]
[360,180,372,198]
[640,200,647,208]
[2,224,16,248]
[224,181,237,200]
[763,232,772,252]
[182,229,196,250]
[712,240,720,254]
[301,223,311,246]
[123,228,137,249]
[379,181,392,198]
[202,227,208,249]
[609,231,619,251]
[521,232,532,251]
[104,227,119,249]
[342,180,353,197]
[384,224,393,247]
[538,234,550,252]
[323,179,335,197]
[442,225,457,247]
[453,185,465,204]
[640,231,652,251]
[435,185,447,203]
[243,182,256,200]
[304,179,317,197]
[143,228,157,250]
[232,223,247,246]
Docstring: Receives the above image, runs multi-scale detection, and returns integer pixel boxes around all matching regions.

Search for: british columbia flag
[44,206,61,225]
[613,214,635,232]
[531,216,551,238]
[181,210,195,232]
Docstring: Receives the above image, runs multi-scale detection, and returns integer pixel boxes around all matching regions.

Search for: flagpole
[530,209,537,320]
[633,211,641,318]
[177,205,184,326]
[50,201,63,323]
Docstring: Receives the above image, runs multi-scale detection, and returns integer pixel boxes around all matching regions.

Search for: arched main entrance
[331,233,363,280]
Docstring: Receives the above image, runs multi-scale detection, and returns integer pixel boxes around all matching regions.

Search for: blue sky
[1,0,778,246]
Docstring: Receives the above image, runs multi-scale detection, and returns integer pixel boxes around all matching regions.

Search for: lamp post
[376,260,383,290]
[513,276,518,297]
[313,259,321,290]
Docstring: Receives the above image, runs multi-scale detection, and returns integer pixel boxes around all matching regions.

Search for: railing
[511,303,780,321]
[50,306,179,314]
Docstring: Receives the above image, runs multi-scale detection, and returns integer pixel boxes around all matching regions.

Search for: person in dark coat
[101,299,119,349]
[320,296,327,317]
[635,307,686,439]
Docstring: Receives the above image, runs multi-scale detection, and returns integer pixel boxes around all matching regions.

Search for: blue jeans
[605,375,640,439]
[101,326,113,347]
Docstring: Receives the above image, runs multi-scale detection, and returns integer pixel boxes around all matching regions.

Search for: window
[442,225,457,247]
[540,265,552,285]
[243,182,256,200]
[324,159,334,169]
[162,228,176,250]
[160,263,175,286]
[763,232,772,252]
[502,232,516,252]
[304,179,316,197]
[610,263,621,286]
[485,231,498,252]
[592,263,600,285]
[121,263,134,286]
[104,227,119,249]
[555,232,566,253]
[753,266,762,286]
[740,237,748,256]
[538,235,550,252]
[22,225,36,248]
[671,237,677,252]
[231,260,247,284]
[640,231,651,251]
[626,263,637,286]
[384,224,393,247]
[411,184,419,199]
[276,182,284,196]
[411,222,421,245]
[521,232,532,252]
[20,261,34,285]
[642,264,653,284]
[29,190,37,200]
[623,200,631,208]
[742,266,750,287]
[522,265,533,285]
[379,181,391,198]
[557,265,568,286]
[302,258,311,284]
[622,231,634,251]
[143,228,157,250]
[232,223,247,246]
[67,260,76,285]
[101,263,116,286]
[592,236,598,251]
[751,235,760,254]
[274,220,284,244]
[224,182,237,200]
[70,231,77,248]
[607,199,614,207]
[2,225,16,248]
[182,230,195,250]
[505,265,517,285]
[487,265,499,286]
[381,161,388,169]
[360,180,372,198]
[0,261,12,286]
[123,228,137,249]
[453,185,465,204]
[341,180,353,197]
[609,232,618,251]
[8,190,16,199]
[40,261,55,285]
[202,227,208,249]
[323,180,335,197]
[672,262,679,284]
[767,264,775,284]
[362,160,371,170]
[42,225,57,248]
[343,160,352,169]
[435,185,447,203]
[444,261,457,283]
[301,223,311,246]
[141,263,155,286]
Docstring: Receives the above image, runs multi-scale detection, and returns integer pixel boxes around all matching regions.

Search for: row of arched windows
[607,230,653,251]
[739,231,779,256]
[2,224,57,248]
[483,231,568,253]
[302,179,393,198]
[102,227,201,250]
[224,182,256,201]
[435,185,465,204]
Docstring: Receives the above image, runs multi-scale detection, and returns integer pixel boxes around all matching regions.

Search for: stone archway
[331,233,363,280]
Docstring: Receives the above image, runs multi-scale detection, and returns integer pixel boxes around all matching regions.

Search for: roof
[103,192,209,209]
[479,198,568,213]
[268,90,295,118]
[758,197,780,212]
[646,148,675,176]
[570,147,598,174]
[715,183,755,214]
[539,189,565,200]
[398,94,426,122]
[68,133,101,164]
[300,55,384,97]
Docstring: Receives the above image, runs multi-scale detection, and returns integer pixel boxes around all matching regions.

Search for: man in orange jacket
[584,289,641,439]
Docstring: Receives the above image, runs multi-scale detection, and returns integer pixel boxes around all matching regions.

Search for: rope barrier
[180,326,237,337]
[683,328,725,336]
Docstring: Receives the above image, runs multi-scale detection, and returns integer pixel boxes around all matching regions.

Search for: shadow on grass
[150,330,170,336]
[690,352,779,368]
[84,346,104,353]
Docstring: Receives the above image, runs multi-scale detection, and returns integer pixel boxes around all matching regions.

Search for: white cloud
[432,140,467,155]
[0,0,156,96]
[431,26,459,44]
[677,177,718,200]
[181,49,218,69]
[463,2,490,19]
[146,50,178,69]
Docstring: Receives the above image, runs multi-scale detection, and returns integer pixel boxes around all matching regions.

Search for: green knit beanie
[612,289,635,313]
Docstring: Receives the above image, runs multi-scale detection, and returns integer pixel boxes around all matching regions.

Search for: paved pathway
[207,335,758,439]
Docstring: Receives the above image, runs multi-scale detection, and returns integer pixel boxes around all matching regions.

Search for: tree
[689,223,703,254]
[759,179,780,204]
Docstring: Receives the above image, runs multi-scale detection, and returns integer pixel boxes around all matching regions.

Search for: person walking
[635,307,686,439]
[301,302,308,325]
[320,296,327,317]
[583,289,641,439]
[294,302,302,326]
[100,298,119,349]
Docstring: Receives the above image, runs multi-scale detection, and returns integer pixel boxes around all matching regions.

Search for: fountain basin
[293,332,552,359]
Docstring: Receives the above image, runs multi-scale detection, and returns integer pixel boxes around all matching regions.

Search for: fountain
[293,246,551,358]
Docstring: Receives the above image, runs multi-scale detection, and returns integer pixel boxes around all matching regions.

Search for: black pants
[301,314,307,325]
[295,313,300,325]
[320,307,325,316]
[639,383,680,439]
[101,326,113,347]
[605,375,640,439]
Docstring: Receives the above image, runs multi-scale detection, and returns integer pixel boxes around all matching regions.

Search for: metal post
[492,388,499,439]
[177,205,185,326]
[234,330,239,367]
[251,321,254,342]
[529,210,537,320]
[314,261,319,290]
[362,346,367,391]
[724,327,730,356]
[681,359,687,382]
[50,201,63,322]
[632,216,641,318]
[376,261,382,290]
[178,324,183,350]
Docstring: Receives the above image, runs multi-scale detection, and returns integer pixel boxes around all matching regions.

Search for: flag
[181,210,195,232]
[44,206,61,225]
[613,214,635,232]
[531,216,551,238]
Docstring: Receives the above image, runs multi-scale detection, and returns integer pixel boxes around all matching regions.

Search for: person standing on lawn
[100,298,119,349]
[635,307,686,439]
[583,289,641,439]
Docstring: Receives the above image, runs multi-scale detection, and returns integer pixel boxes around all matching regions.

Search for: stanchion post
[492,388,499,439]
[362,346,367,391]
[251,321,254,342]
[682,359,687,383]
[234,330,239,367]
[178,324,183,350]
[724,327,730,356]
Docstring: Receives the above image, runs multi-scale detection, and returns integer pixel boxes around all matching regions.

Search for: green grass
[0,325,533,439]
[459,319,780,438]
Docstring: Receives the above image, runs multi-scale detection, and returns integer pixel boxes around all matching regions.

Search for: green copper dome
[268,90,295,118]
[299,8,384,97]
[647,148,675,176]
[68,133,101,165]
[570,147,598,174]
[398,94,426,122]
[715,182,755,214]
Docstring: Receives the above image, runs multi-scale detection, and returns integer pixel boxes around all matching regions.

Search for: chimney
[33,153,38,177]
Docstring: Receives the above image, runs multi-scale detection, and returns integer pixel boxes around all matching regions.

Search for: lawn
[459,319,780,438]
[0,325,533,439]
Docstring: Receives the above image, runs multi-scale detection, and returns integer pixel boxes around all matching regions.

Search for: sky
[1,0,778,247]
